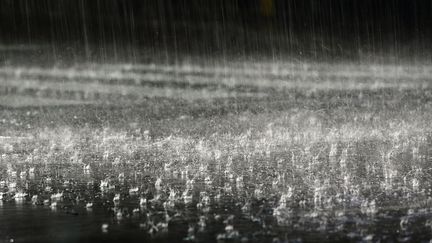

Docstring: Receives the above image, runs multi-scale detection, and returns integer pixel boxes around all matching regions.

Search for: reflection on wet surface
[0,65,432,242]
[1,144,432,243]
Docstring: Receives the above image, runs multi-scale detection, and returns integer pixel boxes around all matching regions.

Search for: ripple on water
[0,162,431,242]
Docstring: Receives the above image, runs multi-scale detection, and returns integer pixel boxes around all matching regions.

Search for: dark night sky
[1,0,431,59]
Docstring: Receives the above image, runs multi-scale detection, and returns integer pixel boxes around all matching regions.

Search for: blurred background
[1,0,432,62]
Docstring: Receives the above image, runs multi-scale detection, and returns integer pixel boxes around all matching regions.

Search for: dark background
[1,0,432,61]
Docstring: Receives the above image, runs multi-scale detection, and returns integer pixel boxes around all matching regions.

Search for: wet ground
[0,60,432,242]
[1,157,432,243]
